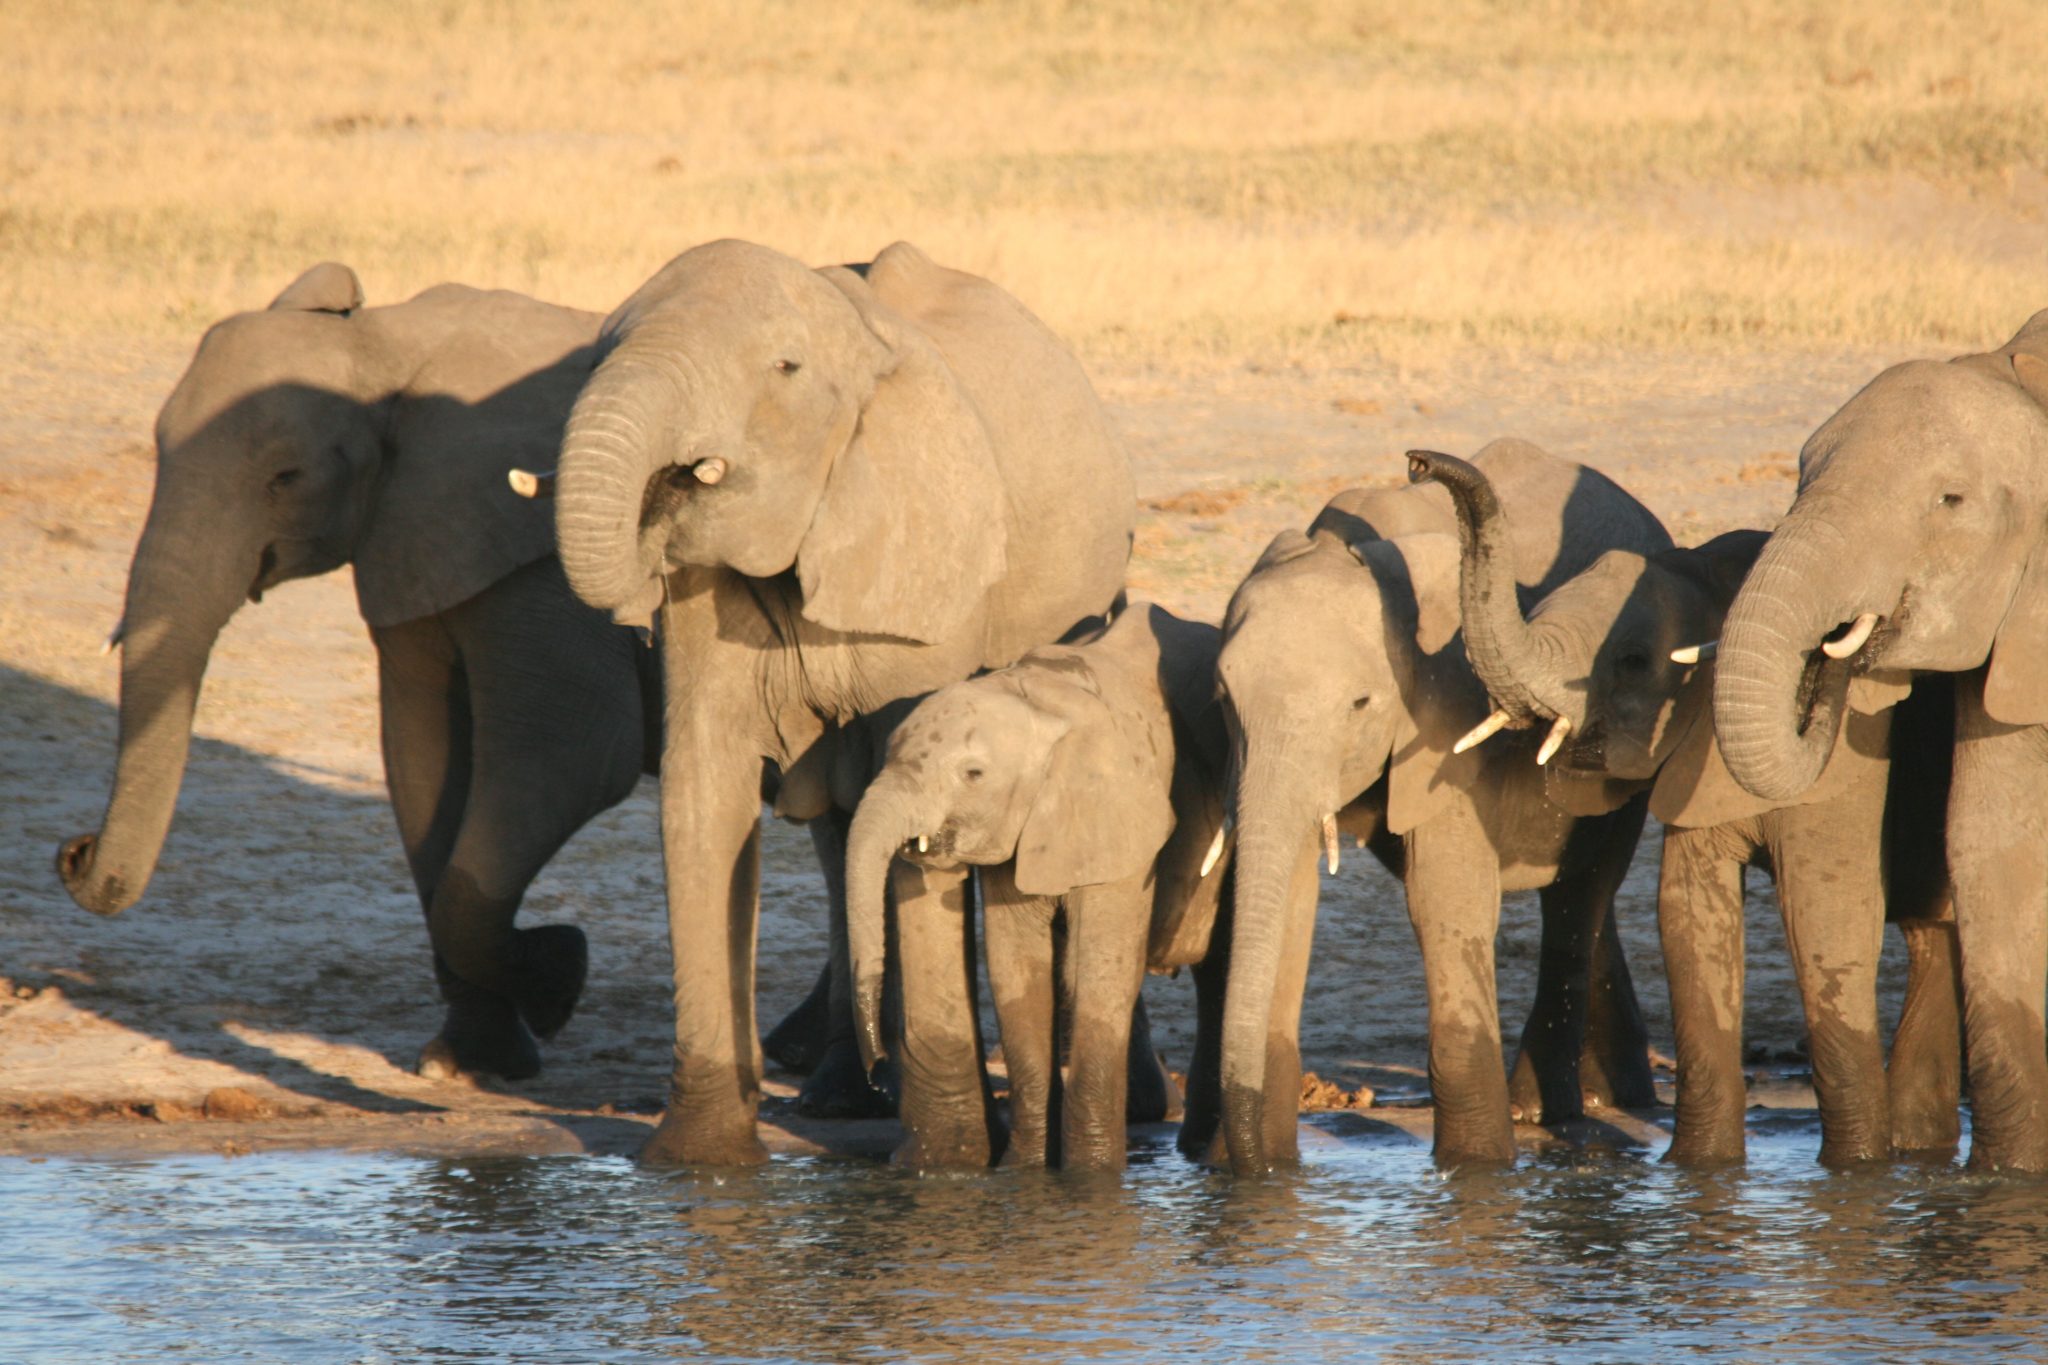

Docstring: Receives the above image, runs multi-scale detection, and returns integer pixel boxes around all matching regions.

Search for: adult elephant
[1715,310,2048,1172]
[1413,449,1960,1167]
[1213,439,1670,1174]
[552,239,1134,1168]
[55,264,662,1081]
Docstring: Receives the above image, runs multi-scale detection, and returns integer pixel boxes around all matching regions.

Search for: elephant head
[843,606,1192,1072]
[553,239,1008,644]
[1716,312,2048,801]
[1213,518,1482,1172]
[58,264,592,914]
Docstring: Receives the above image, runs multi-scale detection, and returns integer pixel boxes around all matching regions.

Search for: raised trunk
[555,359,669,614]
[845,778,926,1074]
[1409,449,1566,722]
[58,511,252,914]
[1714,523,1858,802]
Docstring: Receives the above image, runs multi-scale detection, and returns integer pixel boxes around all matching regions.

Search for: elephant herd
[54,238,2048,1177]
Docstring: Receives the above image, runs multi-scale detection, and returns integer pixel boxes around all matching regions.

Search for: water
[6,1125,2047,1364]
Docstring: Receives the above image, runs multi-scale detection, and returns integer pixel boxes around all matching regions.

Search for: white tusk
[1535,714,1572,766]
[506,468,555,498]
[1453,709,1512,754]
[916,834,928,854]
[1822,613,1879,660]
[1670,641,1717,665]
[1321,813,1340,875]
[100,619,126,656]
[1199,821,1228,878]
[693,457,728,486]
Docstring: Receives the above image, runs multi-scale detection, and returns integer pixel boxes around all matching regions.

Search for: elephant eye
[774,358,802,375]
[267,467,304,495]
[1351,694,1371,711]
[1936,491,1964,508]
[963,766,984,783]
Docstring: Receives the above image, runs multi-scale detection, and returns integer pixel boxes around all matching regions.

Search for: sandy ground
[0,331,1908,1160]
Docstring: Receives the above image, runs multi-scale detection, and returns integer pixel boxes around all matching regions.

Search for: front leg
[1061,877,1152,1172]
[1657,822,1751,1166]
[1405,803,1514,1166]
[1950,673,2048,1174]
[892,860,1001,1169]
[982,866,1059,1168]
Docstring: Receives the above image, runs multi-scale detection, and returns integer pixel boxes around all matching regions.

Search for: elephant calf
[846,604,1230,1171]
[56,264,664,1081]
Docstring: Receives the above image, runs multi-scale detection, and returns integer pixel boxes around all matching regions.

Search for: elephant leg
[1657,822,1751,1167]
[891,860,1000,1170]
[1406,805,1515,1167]
[1768,795,1890,1168]
[1888,904,1963,1158]
[794,810,893,1119]
[1177,904,1230,1164]
[1581,904,1657,1110]
[983,868,1058,1168]
[1949,677,2048,1174]
[1061,879,1151,1172]
[1125,994,1179,1125]
[763,958,831,1074]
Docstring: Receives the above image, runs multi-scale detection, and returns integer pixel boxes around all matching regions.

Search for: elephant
[550,238,1135,1168]
[844,602,1229,1171]
[1715,309,2048,1173]
[1410,448,1961,1168]
[54,263,664,1081]
[1212,438,1674,1173]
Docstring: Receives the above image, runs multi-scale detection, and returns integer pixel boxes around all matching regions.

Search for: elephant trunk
[846,776,927,1074]
[555,354,671,614]
[58,502,254,914]
[1219,727,1320,1174]
[1714,513,1867,802]
[1409,449,1568,723]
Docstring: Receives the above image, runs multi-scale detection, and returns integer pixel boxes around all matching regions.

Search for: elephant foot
[510,924,588,1042]
[1506,1051,1577,1126]
[637,1103,768,1168]
[417,1002,542,1083]
[1889,1103,1962,1161]
[1177,1117,1228,1168]
[795,1038,896,1119]
[1579,1033,1658,1113]
[1431,1108,1518,1169]
[1126,1049,1181,1125]
[1662,1135,1745,1168]
[998,1129,1049,1168]
[1816,1138,1892,1171]
[891,1129,995,1171]
[762,970,833,1074]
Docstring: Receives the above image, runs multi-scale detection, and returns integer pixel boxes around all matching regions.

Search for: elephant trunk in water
[555,352,672,616]
[1408,449,1571,728]
[845,775,928,1074]
[1715,510,1871,802]
[58,494,256,914]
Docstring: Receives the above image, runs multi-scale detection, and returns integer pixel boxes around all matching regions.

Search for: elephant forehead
[1805,359,2024,481]
[160,313,357,441]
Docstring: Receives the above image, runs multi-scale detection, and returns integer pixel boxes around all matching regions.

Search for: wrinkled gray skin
[553,239,1134,1168]
[1417,450,1962,1168]
[1717,310,2048,1173]
[845,604,1226,1171]
[1215,439,1670,1173]
[55,264,663,1080]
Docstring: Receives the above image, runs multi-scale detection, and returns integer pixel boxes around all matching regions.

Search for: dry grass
[4,0,2044,362]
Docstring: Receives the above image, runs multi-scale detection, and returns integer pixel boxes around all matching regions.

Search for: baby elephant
[845,603,1228,1171]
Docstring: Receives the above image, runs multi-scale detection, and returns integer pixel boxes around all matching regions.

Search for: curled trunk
[555,359,668,614]
[845,779,925,1074]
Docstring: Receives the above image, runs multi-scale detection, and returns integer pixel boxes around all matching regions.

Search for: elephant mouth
[900,827,961,866]
[246,543,280,604]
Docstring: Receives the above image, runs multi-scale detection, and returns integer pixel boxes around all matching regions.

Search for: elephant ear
[1360,533,1489,836]
[269,262,364,315]
[1983,352,2048,726]
[1012,663,1177,897]
[352,288,601,627]
[798,262,1007,644]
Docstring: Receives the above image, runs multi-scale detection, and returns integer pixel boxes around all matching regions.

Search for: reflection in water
[6,1129,2048,1363]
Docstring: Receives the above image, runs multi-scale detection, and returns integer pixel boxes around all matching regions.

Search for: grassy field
[3,0,2044,362]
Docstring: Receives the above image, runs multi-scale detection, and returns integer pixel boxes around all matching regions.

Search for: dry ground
[2,0,2042,1158]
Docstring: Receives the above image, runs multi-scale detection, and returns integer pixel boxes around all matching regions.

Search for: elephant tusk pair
[99,618,126,657]
[1670,640,1717,665]
[1822,612,1880,659]
[1199,814,1234,879]
[507,468,556,499]
[1535,714,1572,766]
[1454,709,1512,754]
[1321,813,1340,875]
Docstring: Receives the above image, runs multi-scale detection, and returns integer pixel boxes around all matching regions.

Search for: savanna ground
[2,0,2042,1158]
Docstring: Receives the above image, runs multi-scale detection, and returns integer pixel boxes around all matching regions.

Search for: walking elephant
[551,239,1134,1168]
[55,263,663,1081]
[1411,449,1960,1168]
[844,603,1227,1170]
[1715,309,2048,1172]
[1213,438,1670,1173]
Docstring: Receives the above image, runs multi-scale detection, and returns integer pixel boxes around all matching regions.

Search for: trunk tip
[54,833,137,916]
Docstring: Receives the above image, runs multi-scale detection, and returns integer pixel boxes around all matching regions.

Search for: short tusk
[1453,709,1512,754]
[916,834,928,854]
[1822,613,1879,660]
[1199,819,1230,878]
[100,619,126,656]
[1535,714,1572,766]
[1321,813,1340,875]
[693,457,728,486]
[1669,641,1717,665]
[507,468,556,499]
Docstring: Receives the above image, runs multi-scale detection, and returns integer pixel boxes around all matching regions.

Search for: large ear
[269,262,364,315]
[352,289,600,627]
[1985,543,2048,726]
[1366,533,1490,836]
[1012,671,1177,896]
[795,265,1007,643]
